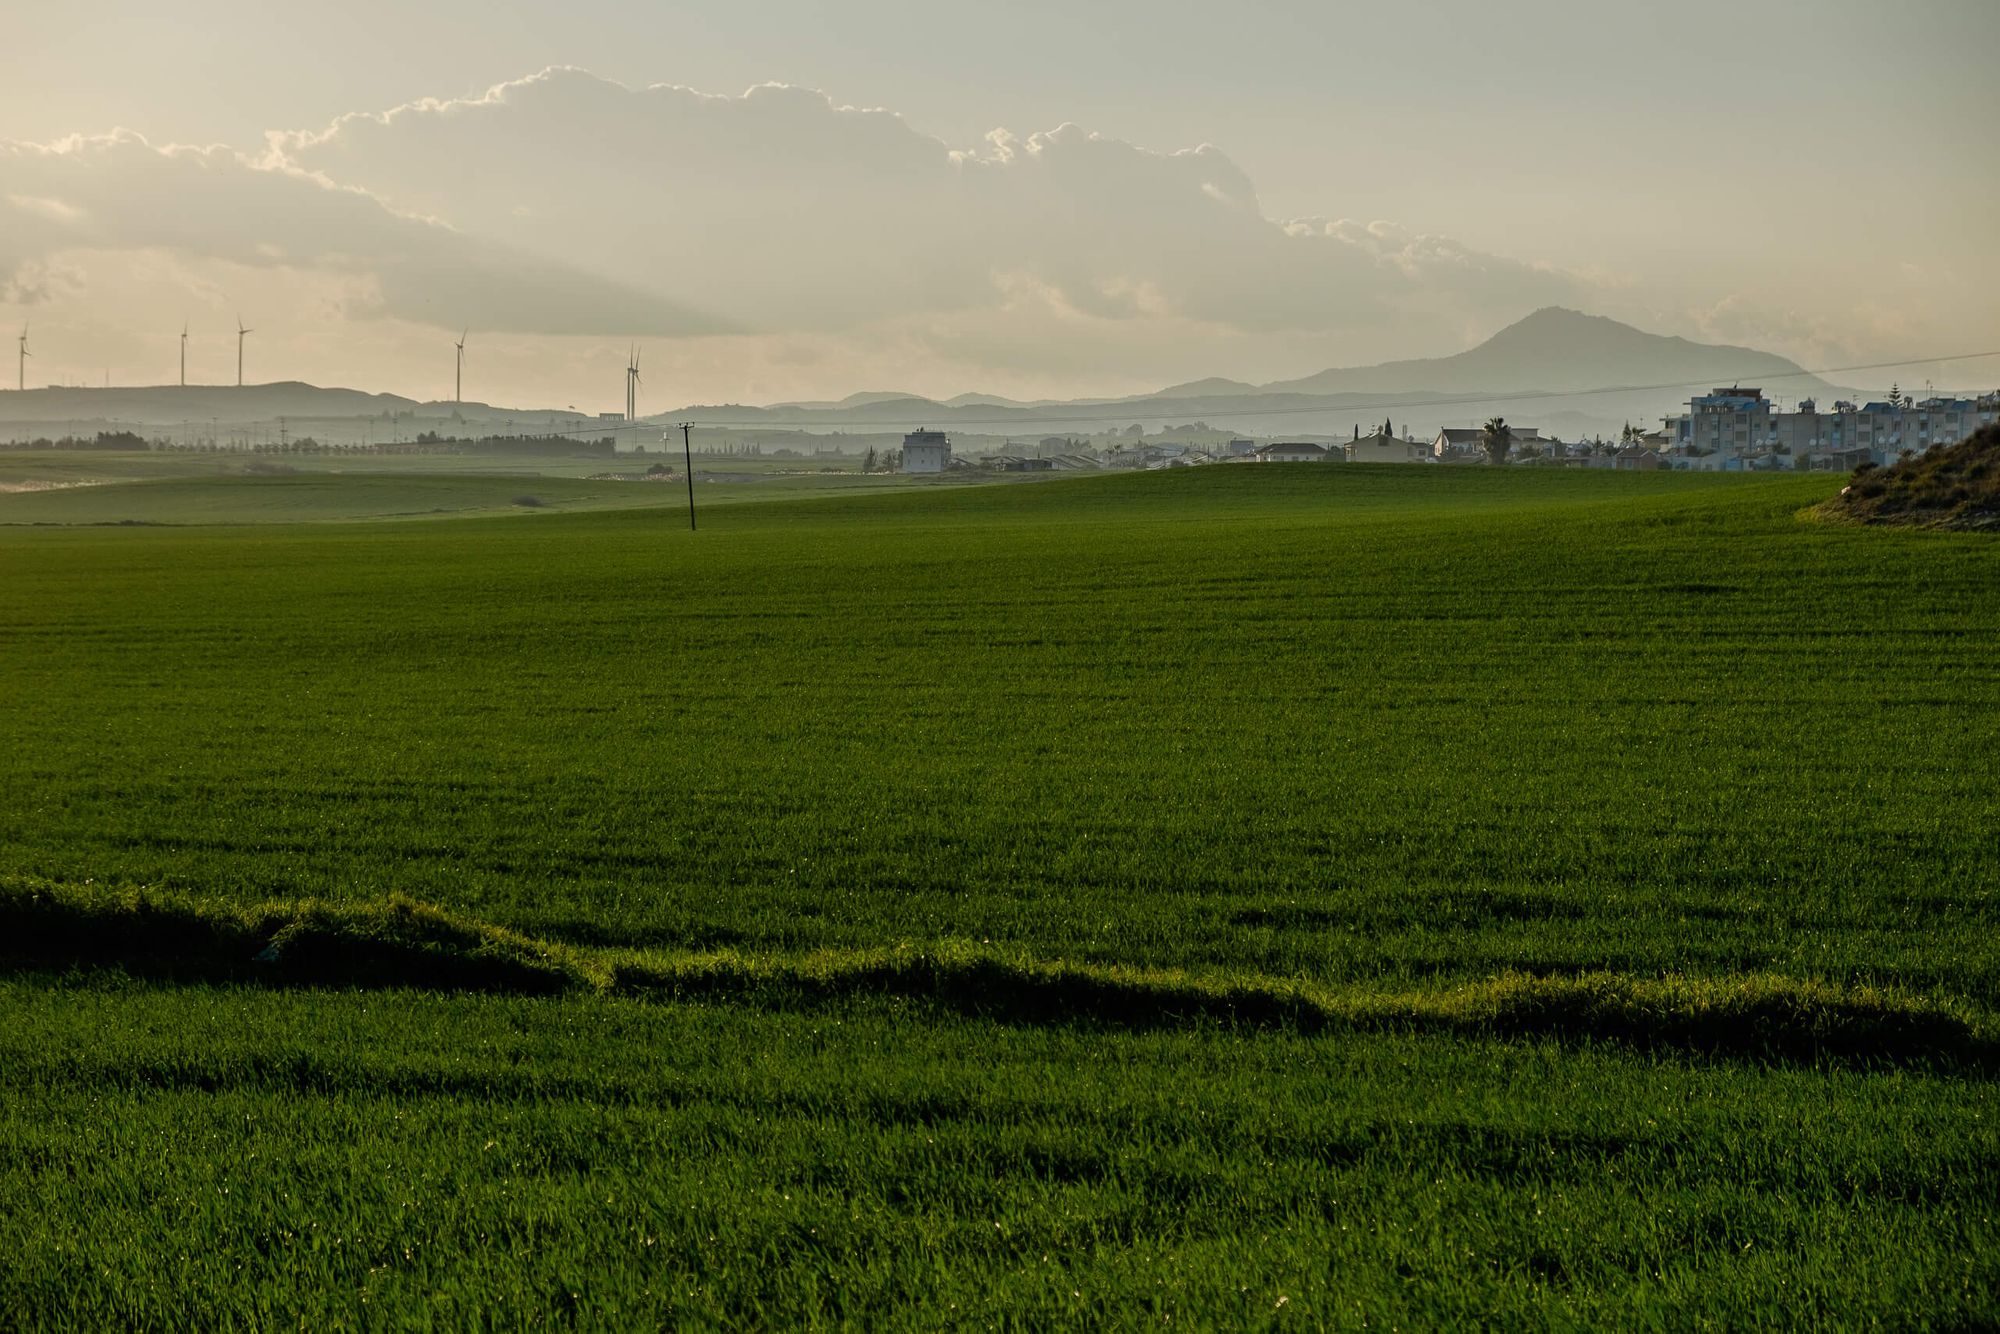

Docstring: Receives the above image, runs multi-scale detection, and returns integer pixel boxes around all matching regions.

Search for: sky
[2,0,1996,409]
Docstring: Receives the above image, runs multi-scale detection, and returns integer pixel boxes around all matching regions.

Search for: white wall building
[1346,430,1424,464]
[1255,442,1331,462]
[901,428,952,473]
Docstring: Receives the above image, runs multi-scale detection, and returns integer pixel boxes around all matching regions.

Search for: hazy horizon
[3,1,1995,410]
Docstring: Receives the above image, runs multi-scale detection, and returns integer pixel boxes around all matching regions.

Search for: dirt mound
[1817,422,2000,530]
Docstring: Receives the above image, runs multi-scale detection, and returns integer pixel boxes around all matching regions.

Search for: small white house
[1255,442,1331,463]
[1346,431,1420,464]
[902,428,952,474]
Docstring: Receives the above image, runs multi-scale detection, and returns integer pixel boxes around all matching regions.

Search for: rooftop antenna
[236,316,253,387]
[15,323,27,392]
[454,327,467,405]
[179,321,188,388]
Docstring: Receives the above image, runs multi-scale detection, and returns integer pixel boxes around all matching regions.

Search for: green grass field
[0,448,964,524]
[3,461,1997,1326]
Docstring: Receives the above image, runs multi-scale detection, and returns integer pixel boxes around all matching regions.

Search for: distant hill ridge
[0,382,592,427]
[790,309,1835,418]
[0,310,1838,437]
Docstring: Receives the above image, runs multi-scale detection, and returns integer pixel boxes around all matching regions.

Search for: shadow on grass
[5,878,1993,1072]
[1,881,588,995]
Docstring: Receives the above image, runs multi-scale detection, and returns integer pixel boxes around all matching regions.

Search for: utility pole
[679,421,697,531]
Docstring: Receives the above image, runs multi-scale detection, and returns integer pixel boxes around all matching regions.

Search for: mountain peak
[1517,305,1591,324]
[1259,308,1819,398]
[1484,306,1640,346]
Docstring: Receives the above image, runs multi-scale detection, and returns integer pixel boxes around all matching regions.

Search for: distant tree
[1889,383,1903,409]
[1481,416,1514,466]
[862,446,877,473]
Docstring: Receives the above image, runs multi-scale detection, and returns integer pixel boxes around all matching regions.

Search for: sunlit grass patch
[11,878,1990,1069]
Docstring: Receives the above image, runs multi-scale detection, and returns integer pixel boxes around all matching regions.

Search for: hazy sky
[3,0,1995,408]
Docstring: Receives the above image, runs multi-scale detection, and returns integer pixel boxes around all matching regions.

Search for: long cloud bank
[0,67,1586,385]
[277,68,1581,336]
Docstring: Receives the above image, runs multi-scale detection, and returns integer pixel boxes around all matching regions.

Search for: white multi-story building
[1664,388,1999,466]
[901,428,952,474]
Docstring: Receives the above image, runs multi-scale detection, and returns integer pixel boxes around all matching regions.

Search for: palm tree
[1481,416,1514,466]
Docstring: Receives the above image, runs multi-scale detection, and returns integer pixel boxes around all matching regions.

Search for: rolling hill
[0,309,1848,444]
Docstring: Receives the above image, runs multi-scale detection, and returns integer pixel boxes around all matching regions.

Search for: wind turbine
[454,327,467,405]
[625,345,641,424]
[15,323,28,392]
[179,321,188,388]
[236,316,252,388]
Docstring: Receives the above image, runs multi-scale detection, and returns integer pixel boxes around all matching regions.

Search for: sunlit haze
[3,0,1995,409]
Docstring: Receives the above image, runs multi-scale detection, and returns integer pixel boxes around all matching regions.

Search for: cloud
[1,254,85,305]
[0,68,1594,398]
[1688,292,1931,372]
[7,193,86,223]
[0,130,729,334]
[276,67,1580,342]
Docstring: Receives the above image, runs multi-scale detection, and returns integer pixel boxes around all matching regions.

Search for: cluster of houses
[974,426,1672,472]
[898,389,1999,475]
